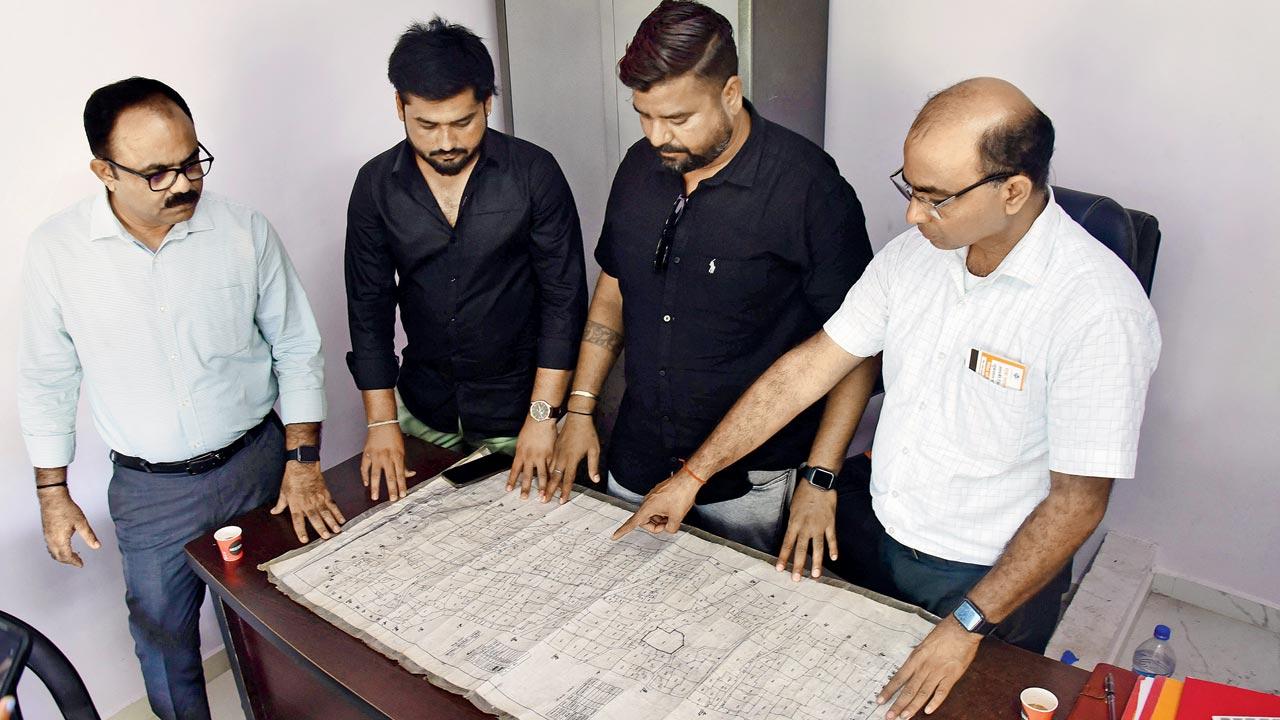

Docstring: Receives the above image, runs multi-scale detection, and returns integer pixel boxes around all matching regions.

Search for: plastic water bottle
[1132,624,1177,677]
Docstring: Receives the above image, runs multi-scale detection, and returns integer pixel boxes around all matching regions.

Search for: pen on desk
[1104,672,1117,720]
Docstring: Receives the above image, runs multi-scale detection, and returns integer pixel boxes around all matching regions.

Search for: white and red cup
[1020,687,1058,720]
[215,526,244,562]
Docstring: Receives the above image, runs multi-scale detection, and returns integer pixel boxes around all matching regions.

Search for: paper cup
[215,526,243,562]
[1020,687,1058,720]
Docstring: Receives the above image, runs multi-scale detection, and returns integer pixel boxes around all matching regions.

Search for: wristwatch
[799,464,837,491]
[952,597,998,636]
[529,400,565,422]
[285,445,321,463]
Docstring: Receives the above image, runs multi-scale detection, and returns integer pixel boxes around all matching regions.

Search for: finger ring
[553,468,564,475]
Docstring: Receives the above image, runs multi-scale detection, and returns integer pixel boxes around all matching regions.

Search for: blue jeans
[606,470,795,554]
[107,417,284,720]
[880,534,1071,653]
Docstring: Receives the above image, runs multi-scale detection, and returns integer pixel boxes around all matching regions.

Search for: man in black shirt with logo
[346,18,587,502]
[552,1,876,568]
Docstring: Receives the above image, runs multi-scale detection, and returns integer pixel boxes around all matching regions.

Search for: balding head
[908,77,1054,191]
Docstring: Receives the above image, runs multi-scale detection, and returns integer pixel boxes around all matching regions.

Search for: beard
[656,116,734,174]
[417,145,479,176]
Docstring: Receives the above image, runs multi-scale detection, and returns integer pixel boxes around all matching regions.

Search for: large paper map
[264,469,935,719]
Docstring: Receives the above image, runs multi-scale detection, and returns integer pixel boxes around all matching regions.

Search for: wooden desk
[187,437,1087,719]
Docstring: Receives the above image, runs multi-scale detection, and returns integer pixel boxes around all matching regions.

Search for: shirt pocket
[679,254,774,349]
[185,283,256,362]
[928,368,1030,464]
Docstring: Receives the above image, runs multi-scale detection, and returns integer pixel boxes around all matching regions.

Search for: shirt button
[450,276,457,283]
[936,351,945,360]
[892,490,900,498]
[662,415,670,422]
[918,401,926,411]
[450,317,457,323]
[662,314,672,323]
[658,368,667,377]
[159,306,168,313]
[887,526,896,534]
[673,256,681,264]
[180,400,190,407]
[901,447,909,456]
[169,354,178,361]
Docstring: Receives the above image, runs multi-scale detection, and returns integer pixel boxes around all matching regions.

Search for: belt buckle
[186,451,224,475]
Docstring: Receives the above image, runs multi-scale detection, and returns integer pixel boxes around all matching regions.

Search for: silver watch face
[953,600,983,632]
[530,400,551,422]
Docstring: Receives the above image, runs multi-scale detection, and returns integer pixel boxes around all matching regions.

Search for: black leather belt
[109,411,280,475]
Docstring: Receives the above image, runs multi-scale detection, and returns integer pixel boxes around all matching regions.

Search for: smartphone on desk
[0,614,32,701]
[441,452,511,487]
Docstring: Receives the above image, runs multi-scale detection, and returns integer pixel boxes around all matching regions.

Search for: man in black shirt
[346,18,587,502]
[552,1,877,565]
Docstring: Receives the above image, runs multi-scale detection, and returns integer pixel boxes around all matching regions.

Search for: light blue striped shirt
[18,191,326,467]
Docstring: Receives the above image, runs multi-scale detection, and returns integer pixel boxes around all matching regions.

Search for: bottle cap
[1154,624,1171,641]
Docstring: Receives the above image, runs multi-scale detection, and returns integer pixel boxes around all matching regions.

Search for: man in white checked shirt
[613,77,1161,719]
[17,77,344,720]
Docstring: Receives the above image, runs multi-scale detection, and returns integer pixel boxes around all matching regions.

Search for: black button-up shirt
[345,130,587,437]
[596,102,873,503]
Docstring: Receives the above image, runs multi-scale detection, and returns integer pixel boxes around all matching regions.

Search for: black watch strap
[952,597,998,635]
[285,445,321,463]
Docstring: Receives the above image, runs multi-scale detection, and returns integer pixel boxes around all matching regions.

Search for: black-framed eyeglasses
[653,193,688,273]
[890,167,1015,220]
[103,142,215,192]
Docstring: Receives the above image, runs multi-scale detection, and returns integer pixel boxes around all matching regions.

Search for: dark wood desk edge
[190,556,388,719]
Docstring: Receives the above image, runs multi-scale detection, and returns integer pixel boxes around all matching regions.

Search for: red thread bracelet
[679,462,707,484]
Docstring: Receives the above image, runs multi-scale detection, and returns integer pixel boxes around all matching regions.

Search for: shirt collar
[653,99,766,190]
[989,187,1059,287]
[88,189,215,243]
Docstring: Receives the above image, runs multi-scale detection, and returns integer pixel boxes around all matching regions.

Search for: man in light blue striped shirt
[18,77,343,720]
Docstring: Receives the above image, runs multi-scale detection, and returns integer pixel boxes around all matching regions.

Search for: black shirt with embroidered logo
[595,102,873,503]
[345,130,588,437]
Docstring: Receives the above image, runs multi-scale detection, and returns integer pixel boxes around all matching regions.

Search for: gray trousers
[107,418,284,720]
[607,470,795,554]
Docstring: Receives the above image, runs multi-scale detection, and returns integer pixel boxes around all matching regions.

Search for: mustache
[657,143,690,154]
[429,149,465,157]
[165,190,200,208]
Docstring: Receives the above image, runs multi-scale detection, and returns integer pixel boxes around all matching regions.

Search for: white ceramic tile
[1152,573,1280,632]
[1121,592,1280,695]
[1047,531,1156,670]
[206,670,247,720]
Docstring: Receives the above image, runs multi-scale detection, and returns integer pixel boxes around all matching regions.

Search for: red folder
[1067,664,1141,720]
[1173,676,1280,719]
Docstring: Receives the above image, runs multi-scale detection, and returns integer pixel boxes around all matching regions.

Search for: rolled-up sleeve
[343,168,401,389]
[527,155,588,369]
[252,213,326,424]
[18,242,82,467]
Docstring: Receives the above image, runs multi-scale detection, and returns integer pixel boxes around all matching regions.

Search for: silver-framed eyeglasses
[102,142,215,192]
[890,167,1014,220]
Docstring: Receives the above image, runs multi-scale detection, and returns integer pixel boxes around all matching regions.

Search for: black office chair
[1052,186,1161,296]
[0,611,99,720]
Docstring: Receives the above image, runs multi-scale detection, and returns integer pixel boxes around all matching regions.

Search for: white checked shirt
[824,193,1161,565]
[19,191,326,467]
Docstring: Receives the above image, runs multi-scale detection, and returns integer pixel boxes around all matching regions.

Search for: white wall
[0,2,503,716]
[825,2,1280,604]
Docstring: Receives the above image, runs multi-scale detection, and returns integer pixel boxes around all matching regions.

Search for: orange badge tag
[968,348,1027,391]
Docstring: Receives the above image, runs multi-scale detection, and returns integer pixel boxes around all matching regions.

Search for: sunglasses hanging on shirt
[653,193,688,273]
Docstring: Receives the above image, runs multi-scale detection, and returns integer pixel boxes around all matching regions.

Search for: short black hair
[619,0,738,92]
[388,17,496,103]
[83,77,193,159]
[979,107,1055,191]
